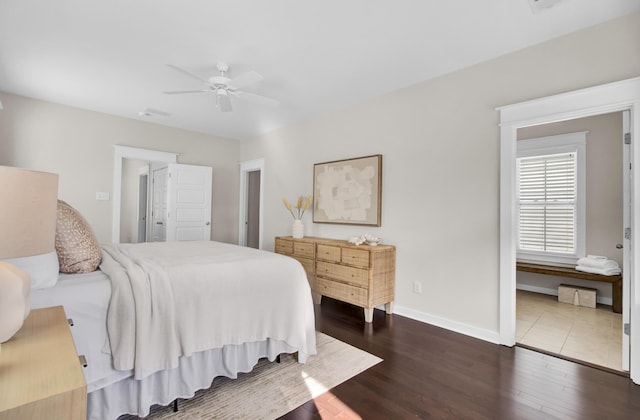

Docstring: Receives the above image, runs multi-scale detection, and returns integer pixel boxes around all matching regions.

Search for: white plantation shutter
[518,152,576,254]
[516,131,585,264]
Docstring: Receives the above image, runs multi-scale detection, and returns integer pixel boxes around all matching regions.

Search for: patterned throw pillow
[55,200,102,273]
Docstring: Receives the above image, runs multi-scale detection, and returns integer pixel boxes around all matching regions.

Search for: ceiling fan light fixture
[216,89,232,112]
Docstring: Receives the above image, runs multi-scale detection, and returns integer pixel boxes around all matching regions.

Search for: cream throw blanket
[100,241,317,380]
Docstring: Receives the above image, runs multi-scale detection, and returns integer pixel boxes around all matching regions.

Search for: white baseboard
[392,282,612,347]
[393,305,501,345]
[516,283,613,306]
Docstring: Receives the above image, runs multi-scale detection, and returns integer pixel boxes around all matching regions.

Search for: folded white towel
[576,257,620,270]
[575,265,621,276]
[587,254,607,260]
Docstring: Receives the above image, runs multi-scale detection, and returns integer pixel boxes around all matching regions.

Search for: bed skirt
[89,337,298,420]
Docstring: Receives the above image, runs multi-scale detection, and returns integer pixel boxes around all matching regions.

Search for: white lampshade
[0,166,59,259]
[0,262,30,343]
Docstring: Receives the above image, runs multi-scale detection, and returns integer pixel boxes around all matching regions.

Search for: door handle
[616,243,623,249]
[206,222,210,226]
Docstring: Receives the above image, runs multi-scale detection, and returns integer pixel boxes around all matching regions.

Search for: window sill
[516,252,579,267]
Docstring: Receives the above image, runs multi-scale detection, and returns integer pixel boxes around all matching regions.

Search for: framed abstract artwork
[313,154,382,226]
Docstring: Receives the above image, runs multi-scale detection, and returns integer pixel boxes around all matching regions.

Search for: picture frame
[313,154,382,226]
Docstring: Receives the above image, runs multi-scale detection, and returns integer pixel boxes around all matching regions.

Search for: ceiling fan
[164,63,279,112]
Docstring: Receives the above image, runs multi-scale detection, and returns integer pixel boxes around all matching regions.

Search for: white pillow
[2,251,59,289]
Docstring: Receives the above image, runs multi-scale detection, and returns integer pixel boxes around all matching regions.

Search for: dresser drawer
[342,248,369,268]
[316,278,367,307]
[294,242,315,259]
[275,239,293,254]
[317,244,341,262]
[316,261,368,287]
[294,256,315,275]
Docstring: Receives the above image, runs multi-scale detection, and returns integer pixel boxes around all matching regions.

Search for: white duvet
[100,241,317,380]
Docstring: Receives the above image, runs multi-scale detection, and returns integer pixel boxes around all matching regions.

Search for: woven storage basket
[558,284,597,308]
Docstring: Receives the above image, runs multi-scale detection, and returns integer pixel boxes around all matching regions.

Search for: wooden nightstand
[0,306,87,420]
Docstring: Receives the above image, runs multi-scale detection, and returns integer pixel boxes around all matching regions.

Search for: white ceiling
[1,0,638,140]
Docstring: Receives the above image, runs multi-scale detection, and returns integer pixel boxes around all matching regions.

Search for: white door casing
[166,163,212,241]
[623,110,631,371]
[498,76,640,384]
[112,145,178,243]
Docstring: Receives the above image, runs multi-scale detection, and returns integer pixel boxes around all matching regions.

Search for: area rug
[124,332,382,419]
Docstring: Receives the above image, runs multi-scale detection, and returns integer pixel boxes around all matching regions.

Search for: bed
[30,240,317,420]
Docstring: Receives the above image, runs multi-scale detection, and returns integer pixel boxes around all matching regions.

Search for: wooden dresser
[0,306,87,420]
[275,236,395,322]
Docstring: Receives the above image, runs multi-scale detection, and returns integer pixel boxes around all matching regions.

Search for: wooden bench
[516,262,622,313]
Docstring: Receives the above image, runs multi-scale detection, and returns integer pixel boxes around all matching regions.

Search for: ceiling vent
[529,0,564,13]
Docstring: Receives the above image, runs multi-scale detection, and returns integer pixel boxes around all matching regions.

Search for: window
[517,132,586,264]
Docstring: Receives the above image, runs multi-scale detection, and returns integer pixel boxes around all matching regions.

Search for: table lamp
[0,166,58,345]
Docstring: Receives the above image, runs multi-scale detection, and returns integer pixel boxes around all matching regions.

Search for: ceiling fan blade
[233,90,280,107]
[166,64,210,84]
[227,71,263,90]
[163,89,210,95]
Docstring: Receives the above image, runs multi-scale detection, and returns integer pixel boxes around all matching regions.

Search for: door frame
[497,77,640,383]
[623,110,631,371]
[238,158,265,249]
[112,145,178,243]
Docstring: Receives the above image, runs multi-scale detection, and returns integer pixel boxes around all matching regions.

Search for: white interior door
[622,110,631,371]
[166,163,212,241]
[151,166,168,242]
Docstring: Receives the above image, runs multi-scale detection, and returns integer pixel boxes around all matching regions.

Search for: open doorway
[239,159,265,249]
[498,77,640,384]
[513,112,624,371]
[137,171,149,242]
[245,170,261,249]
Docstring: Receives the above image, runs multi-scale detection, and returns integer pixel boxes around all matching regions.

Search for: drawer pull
[67,318,74,326]
[79,355,88,367]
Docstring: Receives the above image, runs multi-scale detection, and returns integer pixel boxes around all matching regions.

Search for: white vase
[292,219,304,239]
[0,262,30,343]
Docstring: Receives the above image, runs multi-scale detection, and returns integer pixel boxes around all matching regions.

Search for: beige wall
[516,112,624,300]
[240,13,640,336]
[0,93,241,244]
[0,12,638,340]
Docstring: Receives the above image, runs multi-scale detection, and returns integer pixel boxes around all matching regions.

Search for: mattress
[30,270,129,392]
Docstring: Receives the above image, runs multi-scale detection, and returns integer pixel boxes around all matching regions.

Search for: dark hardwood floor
[281,298,640,419]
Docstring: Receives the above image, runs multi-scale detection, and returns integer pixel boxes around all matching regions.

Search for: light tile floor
[516,289,623,371]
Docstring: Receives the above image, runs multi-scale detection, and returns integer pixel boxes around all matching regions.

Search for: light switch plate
[96,192,110,201]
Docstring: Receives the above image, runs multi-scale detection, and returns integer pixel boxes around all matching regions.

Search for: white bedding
[30,240,318,419]
[101,241,316,379]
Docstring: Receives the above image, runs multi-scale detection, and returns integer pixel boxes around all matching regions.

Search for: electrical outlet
[413,281,422,294]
